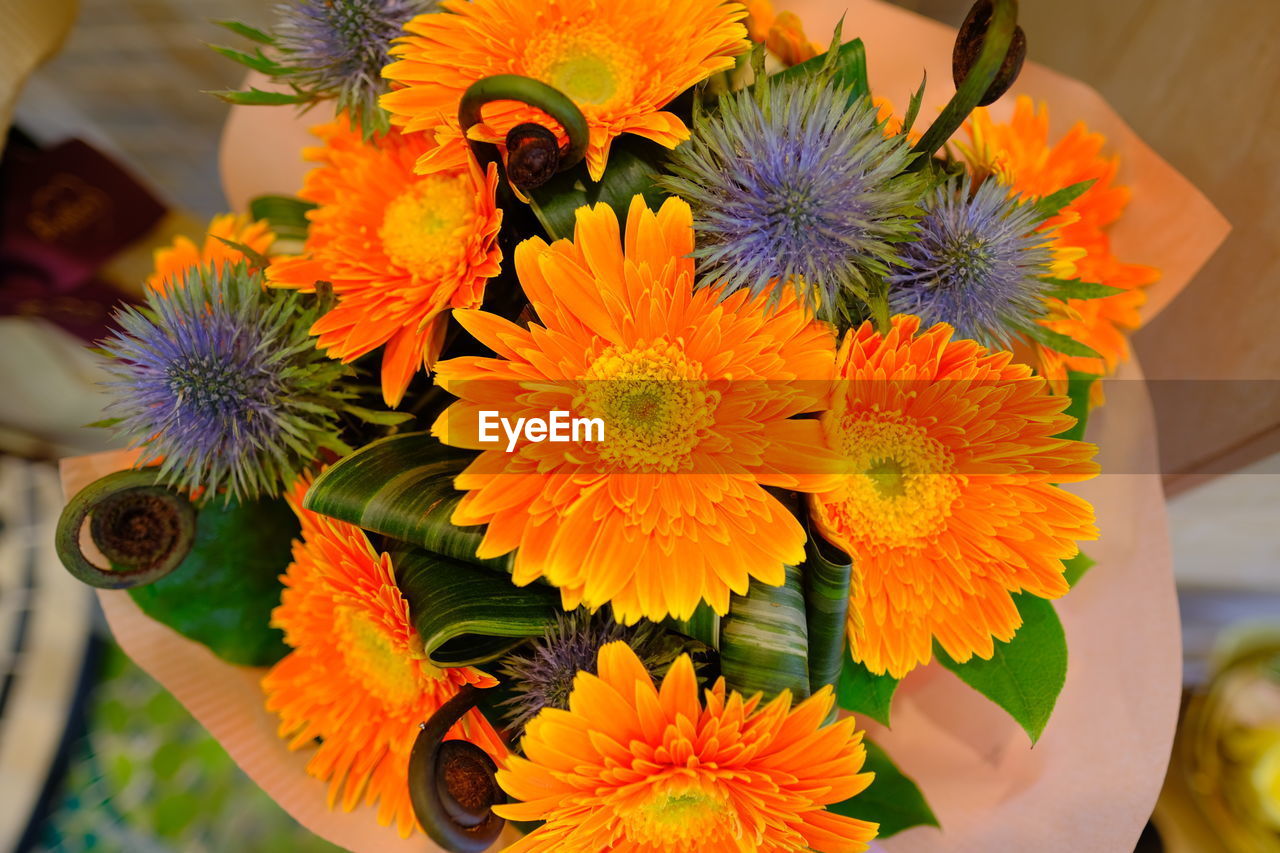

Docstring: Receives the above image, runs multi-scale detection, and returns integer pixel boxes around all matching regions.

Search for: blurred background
[1,0,1277,850]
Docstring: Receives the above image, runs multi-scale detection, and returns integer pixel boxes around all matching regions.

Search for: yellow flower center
[577,338,718,472]
[335,605,439,707]
[379,174,477,280]
[622,784,734,848]
[830,413,960,551]
[523,30,638,108]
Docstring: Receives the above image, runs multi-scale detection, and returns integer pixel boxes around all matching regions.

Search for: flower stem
[458,74,589,174]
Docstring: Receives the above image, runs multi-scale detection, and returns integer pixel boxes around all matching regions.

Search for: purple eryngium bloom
[888,176,1056,348]
[661,75,924,321]
[100,263,351,503]
[499,611,687,740]
[274,0,434,134]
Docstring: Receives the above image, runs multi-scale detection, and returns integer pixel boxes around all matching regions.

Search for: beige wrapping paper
[66,1,1228,850]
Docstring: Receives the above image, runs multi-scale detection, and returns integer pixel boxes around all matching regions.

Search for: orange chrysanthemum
[811,315,1100,679]
[148,213,274,292]
[262,484,504,837]
[960,96,1160,395]
[495,641,879,853]
[381,0,750,181]
[267,121,502,407]
[432,195,842,623]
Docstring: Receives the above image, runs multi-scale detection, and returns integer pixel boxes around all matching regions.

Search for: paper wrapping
[70,0,1226,849]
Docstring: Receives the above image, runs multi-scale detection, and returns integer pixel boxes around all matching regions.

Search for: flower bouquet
[56,0,1228,850]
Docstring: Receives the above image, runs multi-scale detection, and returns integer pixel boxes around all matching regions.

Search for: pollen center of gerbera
[577,339,718,473]
[622,784,734,848]
[833,413,961,550]
[335,606,437,706]
[523,31,636,107]
[379,175,477,280]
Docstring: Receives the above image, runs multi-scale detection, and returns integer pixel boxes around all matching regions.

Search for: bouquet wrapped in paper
[57,0,1228,850]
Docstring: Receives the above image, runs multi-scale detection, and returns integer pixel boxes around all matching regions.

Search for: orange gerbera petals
[148,213,274,292]
[495,641,879,853]
[381,0,750,181]
[811,315,1100,679]
[266,120,502,407]
[961,96,1160,393]
[262,484,503,837]
[432,195,842,623]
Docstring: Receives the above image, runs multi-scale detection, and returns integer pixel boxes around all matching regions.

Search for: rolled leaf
[720,565,810,701]
[304,432,509,571]
[1058,370,1098,443]
[393,547,560,667]
[803,523,852,696]
[935,593,1068,743]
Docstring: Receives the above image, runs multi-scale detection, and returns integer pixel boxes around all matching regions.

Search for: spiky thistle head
[274,0,435,136]
[99,262,354,503]
[660,72,925,322]
[887,175,1058,348]
[498,611,690,740]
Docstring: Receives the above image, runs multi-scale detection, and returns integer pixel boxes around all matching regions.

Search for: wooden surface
[897,0,1280,488]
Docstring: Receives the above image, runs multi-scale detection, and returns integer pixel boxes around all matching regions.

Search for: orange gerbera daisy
[744,0,823,67]
[267,120,502,407]
[147,213,274,292]
[811,315,1099,679]
[496,641,878,852]
[262,483,504,837]
[381,0,750,181]
[960,96,1159,395]
[432,195,842,623]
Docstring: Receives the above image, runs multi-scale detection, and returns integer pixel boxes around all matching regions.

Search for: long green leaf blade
[720,565,810,701]
[935,594,1068,743]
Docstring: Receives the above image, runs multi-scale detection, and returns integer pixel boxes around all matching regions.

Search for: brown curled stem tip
[409,686,506,852]
[953,0,1027,107]
[457,74,589,192]
[505,123,561,191]
[55,469,196,589]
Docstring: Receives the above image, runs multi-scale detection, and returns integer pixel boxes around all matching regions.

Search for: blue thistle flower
[660,75,925,321]
[274,0,434,135]
[887,176,1057,347]
[498,611,689,739]
[100,263,353,503]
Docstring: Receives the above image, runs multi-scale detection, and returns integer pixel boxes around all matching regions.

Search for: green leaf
[210,236,271,270]
[935,594,1068,743]
[393,546,560,666]
[128,497,295,666]
[207,45,285,76]
[773,37,871,104]
[1058,370,1098,443]
[828,740,938,838]
[837,652,899,727]
[803,525,852,696]
[343,404,415,426]
[720,564,810,701]
[207,87,312,106]
[304,432,508,570]
[1022,323,1103,360]
[248,194,316,240]
[1063,551,1096,587]
[902,72,927,134]
[1042,277,1125,301]
[84,417,123,429]
[215,19,276,45]
[527,136,670,241]
[665,602,720,651]
[1032,179,1096,221]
